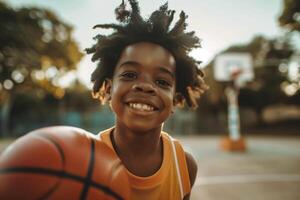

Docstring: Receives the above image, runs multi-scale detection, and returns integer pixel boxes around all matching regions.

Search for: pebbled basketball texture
[0,126,130,200]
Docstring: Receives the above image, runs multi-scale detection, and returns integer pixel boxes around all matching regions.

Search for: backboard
[214,53,254,83]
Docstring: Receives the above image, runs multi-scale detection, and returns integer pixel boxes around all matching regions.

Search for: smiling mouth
[127,102,157,112]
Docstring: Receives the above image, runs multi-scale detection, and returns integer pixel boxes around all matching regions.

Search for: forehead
[116,42,176,72]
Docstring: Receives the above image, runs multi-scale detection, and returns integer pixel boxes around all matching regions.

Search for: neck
[112,122,162,157]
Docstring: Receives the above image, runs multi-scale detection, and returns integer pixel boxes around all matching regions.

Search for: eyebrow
[118,61,175,79]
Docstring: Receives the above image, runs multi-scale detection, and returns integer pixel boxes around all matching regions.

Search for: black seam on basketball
[0,167,124,200]
[36,181,61,200]
[37,134,66,166]
[79,139,95,200]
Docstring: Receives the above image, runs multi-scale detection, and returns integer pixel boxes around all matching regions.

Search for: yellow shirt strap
[168,135,184,199]
[165,134,191,199]
[174,140,191,196]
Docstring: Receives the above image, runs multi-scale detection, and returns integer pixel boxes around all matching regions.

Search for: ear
[173,93,184,109]
[104,79,112,102]
[172,93,180,114]
[171,106,175,114]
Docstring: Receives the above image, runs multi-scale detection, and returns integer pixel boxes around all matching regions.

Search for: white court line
[196,174,300,186]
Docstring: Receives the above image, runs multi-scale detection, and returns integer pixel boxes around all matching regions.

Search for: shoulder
[183,151,197,200]
[184,151,198,188]
[163,133,198,187]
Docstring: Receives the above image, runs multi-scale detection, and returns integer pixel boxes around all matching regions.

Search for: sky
[6,0,285,88]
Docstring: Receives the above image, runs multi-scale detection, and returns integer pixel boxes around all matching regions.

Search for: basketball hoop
[213,53,251,152]
[230,68,246,88]
[213,53,254,85]
[230,68,243,80]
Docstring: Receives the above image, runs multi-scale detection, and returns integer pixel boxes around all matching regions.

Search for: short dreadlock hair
[86,0,208,108]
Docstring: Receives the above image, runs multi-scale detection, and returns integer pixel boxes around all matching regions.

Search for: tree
[278,0,300,31]
[238,36,294,124]
[278,0,300,104]
[0,2,83,136]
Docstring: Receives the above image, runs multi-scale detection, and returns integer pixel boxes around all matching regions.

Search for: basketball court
[179,135,300,200]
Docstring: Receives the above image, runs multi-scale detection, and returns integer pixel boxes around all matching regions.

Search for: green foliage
[0,1,83,99]
[0,2,83,136]
[278,0,300,31]
[239,36,294,122]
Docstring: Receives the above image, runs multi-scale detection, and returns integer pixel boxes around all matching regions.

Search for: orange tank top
[98,128,191,200]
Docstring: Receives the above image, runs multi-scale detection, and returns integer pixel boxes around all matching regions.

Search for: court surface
[178,135,300,200]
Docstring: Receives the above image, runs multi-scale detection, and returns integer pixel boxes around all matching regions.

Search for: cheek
[167,88,176,102]
[110,81,123,99]
[109,84,122,113]
[161,91,175,111]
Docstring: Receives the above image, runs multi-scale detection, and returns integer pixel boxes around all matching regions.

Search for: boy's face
[108,42,176,132]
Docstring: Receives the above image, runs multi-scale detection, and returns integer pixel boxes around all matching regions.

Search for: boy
[86,0,208,199]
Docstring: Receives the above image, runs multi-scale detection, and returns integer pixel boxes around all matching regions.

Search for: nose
[132,82,157,95]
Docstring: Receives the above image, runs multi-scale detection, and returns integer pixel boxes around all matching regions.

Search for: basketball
[0,126,130,200]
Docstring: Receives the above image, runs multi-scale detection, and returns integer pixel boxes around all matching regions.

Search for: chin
[125,121,162,133]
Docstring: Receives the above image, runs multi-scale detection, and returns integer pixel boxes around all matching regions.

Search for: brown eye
[120,71,137,80]
[156,79,171,88]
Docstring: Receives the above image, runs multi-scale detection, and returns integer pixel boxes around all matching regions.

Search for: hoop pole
[225,86,241,141]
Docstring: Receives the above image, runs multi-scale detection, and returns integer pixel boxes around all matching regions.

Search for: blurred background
[0,0,299,199]
[0,0,299,136]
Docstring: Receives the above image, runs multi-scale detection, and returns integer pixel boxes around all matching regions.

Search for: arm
[183,151,198,200]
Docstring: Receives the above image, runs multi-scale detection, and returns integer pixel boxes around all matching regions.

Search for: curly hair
[86,0,208,108]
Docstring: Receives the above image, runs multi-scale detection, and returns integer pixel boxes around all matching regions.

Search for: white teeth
[129,103,154,111]
[136,103,142,109]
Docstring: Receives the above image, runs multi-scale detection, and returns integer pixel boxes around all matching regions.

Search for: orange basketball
[0,126,130,200]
